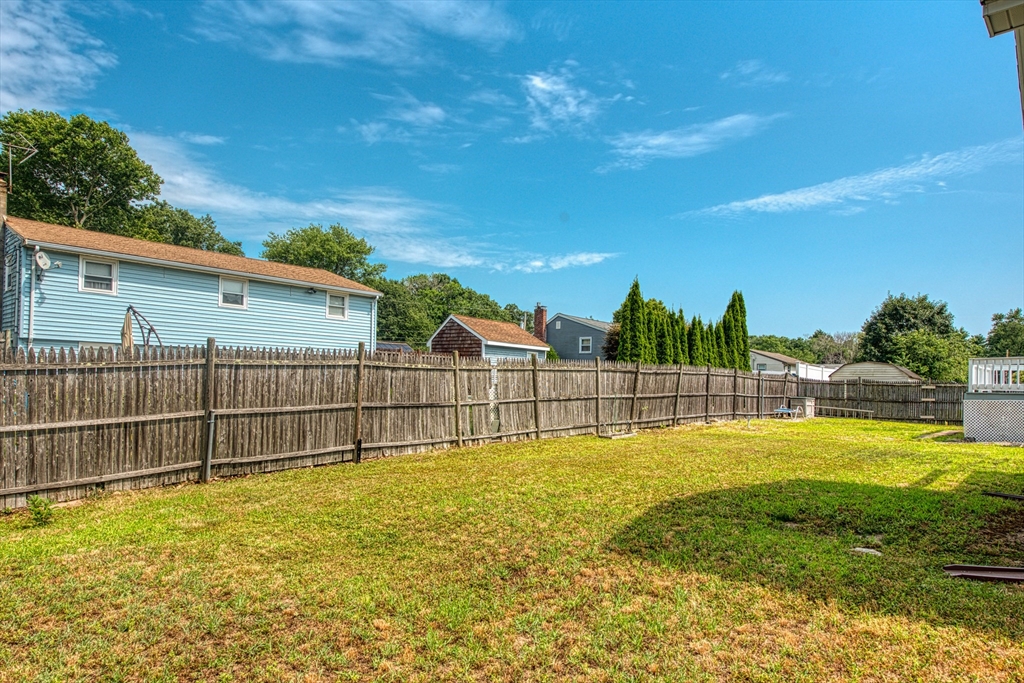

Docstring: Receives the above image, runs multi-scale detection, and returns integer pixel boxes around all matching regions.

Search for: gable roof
[750,348,804,366]
[431,314,549,350]
[832,362,924,381]
[549,313,612,332]
[3,215,381,296]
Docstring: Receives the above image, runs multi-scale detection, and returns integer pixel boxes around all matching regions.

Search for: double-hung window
[220,277,247,308]
[579,336,593,354]
[326,292,348,319]
[80,257,117,294]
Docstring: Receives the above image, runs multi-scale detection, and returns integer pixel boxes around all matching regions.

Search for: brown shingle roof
[3,215,381,295]
[451,314,549,348]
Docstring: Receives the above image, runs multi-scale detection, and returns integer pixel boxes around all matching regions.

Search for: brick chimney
[534,303,547,343]
[0,172,7,218]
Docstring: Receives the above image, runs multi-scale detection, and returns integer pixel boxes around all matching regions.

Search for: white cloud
[129,132,613,274]
[600,113,782,172]
[194,0,519,68]
[693,139,1024,217]
[510,252,616,273]
[0,0,117,112]
[719,60,789,87]
[179,132,226,145]
[467,89,516,108]
[522,67,604,132]
[419,163,460,174]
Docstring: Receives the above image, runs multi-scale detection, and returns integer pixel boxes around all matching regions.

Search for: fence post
[857,377,863,414]
[594,357,602,436]
[704,364,712,423]
[757,370,763,419]
[200,337,216,483]
[732,368,739,420]
[353,341,365,463]
[453,350,464,448]
[673,364,684,426]
[630,361,642,431]
[531,354,542,440]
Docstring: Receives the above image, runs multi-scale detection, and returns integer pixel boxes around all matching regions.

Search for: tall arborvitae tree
[617,279,654,363]
[721,309,737,369]
[734,291,750,367]
[674,310,689,364]
[707,319,717,365]
[689,315,704,365]
[649,301,675,364]
[716,321,729,368]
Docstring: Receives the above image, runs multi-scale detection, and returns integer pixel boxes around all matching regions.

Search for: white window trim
[218,276,248,310]
[78,256,118,296]
[579,336,593,354]
[325,291,349,320]
[555,320,561,329]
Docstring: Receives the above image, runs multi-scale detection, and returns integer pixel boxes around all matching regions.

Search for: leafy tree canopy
[859,293,954,363]
[986,308,1024,357]
[891,329,982,383]
[132,201,243,256]
[1,109,161,231]
[262,223,387,283]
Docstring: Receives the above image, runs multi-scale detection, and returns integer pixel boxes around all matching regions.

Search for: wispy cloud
[129,132,612,274]
[349,91,448,145]
[194,0,519,69]
[509,252,617,273]
[0,0,117,112]
[179,132,226,145]
[599,113,782,172]
[692,139,1024,217]
[521,65,604,133]
[719,60,789,87]
[419,163,461,174]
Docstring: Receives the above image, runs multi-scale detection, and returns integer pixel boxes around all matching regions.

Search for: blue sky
[1,1,1022,337]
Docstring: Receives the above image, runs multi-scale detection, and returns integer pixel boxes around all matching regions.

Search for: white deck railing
[969,357,1024,393]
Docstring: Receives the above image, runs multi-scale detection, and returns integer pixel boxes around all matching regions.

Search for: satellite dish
[35,251,51,270]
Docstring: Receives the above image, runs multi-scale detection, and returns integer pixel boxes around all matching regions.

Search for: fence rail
[1,342,796,508]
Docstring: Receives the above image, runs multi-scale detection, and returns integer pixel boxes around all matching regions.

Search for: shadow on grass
[609,475,1024,639]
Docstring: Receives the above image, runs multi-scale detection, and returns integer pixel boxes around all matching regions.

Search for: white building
[964,356,1024,442]
[749,349,838,380]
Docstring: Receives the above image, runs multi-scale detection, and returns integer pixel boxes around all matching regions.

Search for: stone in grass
[851,547,882,556]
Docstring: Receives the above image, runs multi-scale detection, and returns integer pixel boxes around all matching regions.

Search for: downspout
[27,245,37,350]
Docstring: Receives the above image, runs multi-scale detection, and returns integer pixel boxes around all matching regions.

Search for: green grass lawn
[2,419,1023,682]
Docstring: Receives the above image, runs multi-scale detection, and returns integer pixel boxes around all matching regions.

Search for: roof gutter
[17,238,383,298]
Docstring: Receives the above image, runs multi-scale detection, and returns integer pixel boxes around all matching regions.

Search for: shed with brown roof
[428,314,549,360]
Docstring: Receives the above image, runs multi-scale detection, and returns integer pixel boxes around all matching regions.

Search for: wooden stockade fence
[1,341,797,508]
[796,378,965,424]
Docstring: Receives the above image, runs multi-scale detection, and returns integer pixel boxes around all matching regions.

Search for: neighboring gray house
[545,312,611,360]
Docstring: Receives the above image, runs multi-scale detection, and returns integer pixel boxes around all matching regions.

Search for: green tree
[616,279,654,363]
[689,316,705,365]
[986,308,1024,357]
[892,329,982,382]
[715,321,728,368]
[647,299,675,364]
[859,293,955,363]
[132,201,243,256]
[674,311,689,365]
[370,277,434,345]
[808,330,860,364]
[262,223,387,284]
[0,110,161,231]
[402,273,517,328]
[602,323,621,361]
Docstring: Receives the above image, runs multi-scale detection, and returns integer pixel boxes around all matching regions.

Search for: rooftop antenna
[2,132,38,193]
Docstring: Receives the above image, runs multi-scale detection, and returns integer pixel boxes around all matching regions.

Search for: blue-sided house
[0,215,381,352]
